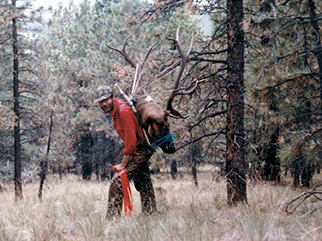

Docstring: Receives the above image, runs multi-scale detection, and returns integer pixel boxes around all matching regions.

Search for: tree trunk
[38,160,46,199]
[82,159,92,180]
[76,125,94,181]
[95,161,100,180]
[192,161,198,187]
[58,164,63,179]
[190,141,198,187]
[293,159,300,188]
[308,0,322,116]
[12,0,22,200]
[226,0,247,205]
[262,127,281,182]
[308,1,322,181]
[301,161,314,188]
[292,150,304,188]
[170,160,177,180]
[38,109,54,199]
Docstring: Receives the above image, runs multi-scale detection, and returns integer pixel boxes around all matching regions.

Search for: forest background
[0,0,322,238]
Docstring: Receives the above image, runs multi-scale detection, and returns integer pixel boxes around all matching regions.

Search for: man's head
[94,85,114,113]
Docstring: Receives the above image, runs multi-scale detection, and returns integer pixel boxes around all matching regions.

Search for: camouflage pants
[106,154,157,218]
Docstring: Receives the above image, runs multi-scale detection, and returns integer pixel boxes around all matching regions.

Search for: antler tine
[141,42,157,67]
[133,42,157,95]
[107,36,157,97]
[106,35,136,68]
[165,27,195,119]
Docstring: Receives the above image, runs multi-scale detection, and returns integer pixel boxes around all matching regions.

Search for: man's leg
[133,161,157,214]
[106,172,123,219]
[106,160,139,219]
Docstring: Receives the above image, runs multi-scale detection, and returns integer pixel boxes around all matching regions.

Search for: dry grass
[0,168,321,241]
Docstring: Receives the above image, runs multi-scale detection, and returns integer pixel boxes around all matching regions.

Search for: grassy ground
[0,167,321,241]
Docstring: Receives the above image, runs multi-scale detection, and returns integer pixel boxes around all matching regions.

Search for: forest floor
[0,166,321,241]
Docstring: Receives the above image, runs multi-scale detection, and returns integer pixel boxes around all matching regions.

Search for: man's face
[99,96,114,113]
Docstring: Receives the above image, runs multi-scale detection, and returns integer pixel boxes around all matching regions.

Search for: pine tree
[225,0,247,205]
[11,0,23,200]
[0,0,14,182]
[0,0,49,197]
[246,0,322,186]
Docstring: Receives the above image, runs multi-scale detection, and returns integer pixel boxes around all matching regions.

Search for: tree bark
[38,108,54,199]
[190,139,198,186]
[301,162,314,188]
[308,0,322,116]
[12,0,22,200]
[226,0,247,205]
[170,160,177,179]
[262,127,281,182]
[192,161,198,187]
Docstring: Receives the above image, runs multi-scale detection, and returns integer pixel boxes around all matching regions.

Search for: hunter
[94,85,157,218]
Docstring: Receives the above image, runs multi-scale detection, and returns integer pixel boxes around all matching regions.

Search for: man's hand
[110,154,132,172]
[113,163,125,172]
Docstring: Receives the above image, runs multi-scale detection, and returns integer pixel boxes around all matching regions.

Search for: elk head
[106,27,197,153]
[135,98,175,153]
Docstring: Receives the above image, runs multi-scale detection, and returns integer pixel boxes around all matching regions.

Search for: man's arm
[112,106,137,172]
[113,154,132,172]
[119,108,137,155]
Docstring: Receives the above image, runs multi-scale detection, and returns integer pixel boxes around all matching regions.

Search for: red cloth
[110,98,145,155]
[119,170,133,217]
[109,164,133,218]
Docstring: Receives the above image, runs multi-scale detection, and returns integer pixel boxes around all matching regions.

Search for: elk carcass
[106,28,197,153]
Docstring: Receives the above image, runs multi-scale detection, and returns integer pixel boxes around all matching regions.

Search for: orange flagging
[109,164,133,217]
[119,170,133,217]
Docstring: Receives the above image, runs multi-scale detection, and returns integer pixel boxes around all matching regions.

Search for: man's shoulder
[118,104,136,125]
[119,103,130,110]
[114,99,128,112]
[119,103,133,115]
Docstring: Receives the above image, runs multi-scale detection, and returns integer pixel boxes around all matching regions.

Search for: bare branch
[285,183,322,215]
[188,110,227,131]
[175,128,226,152]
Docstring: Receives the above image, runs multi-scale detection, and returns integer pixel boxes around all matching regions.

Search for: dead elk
[107,28,196,153]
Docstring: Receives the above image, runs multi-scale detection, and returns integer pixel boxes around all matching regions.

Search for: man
[94,85,157,218]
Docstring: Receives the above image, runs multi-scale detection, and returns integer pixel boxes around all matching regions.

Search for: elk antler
[165,27,195,119]
[106,36,156,96]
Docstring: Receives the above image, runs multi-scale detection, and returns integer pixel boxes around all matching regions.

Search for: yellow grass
[0,169,321,241]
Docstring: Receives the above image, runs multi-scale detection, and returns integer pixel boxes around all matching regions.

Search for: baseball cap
[94,85,113,104]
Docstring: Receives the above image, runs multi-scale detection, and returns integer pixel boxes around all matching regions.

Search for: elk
[106,28,197,153]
